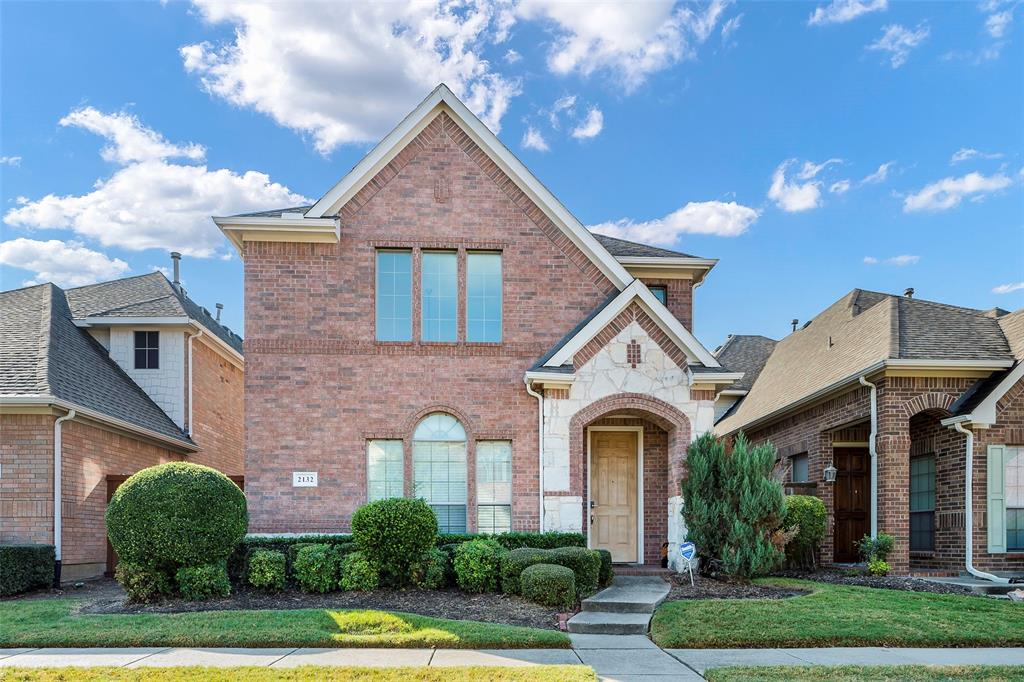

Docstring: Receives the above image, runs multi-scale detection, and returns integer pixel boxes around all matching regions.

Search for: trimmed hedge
[547,546,601,599]
[411,547,448,590]
[437,531,585,550]
[246,549,286,591]
[339,551,380,591]
[351,498,437,586]
[0,544,54,597]
[115,561,173,603]
[521,563,576,611]
[453,538,506,592]
[499,547,550,595]
[176,561,231,601]
[106,462,247,572]
[293,544,342,593]
[228,535,355,583]
[596,549,614,587]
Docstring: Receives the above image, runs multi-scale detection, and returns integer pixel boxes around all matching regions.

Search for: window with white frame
[413,413,467,532]
[367,440,404,502]
[375,250,412,342]
[1007,448,1024,552]
[134,331,159,369]
[467,252,502,343]
[477,440,512,534]
[421,251,457,342]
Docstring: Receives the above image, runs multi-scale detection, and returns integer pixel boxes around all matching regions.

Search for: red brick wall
[243,111,618,533]
[188,339,244,476]
[639,278,693,331]
[0,414,55,547]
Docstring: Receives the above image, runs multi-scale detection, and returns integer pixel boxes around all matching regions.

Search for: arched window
[413,413,467,533]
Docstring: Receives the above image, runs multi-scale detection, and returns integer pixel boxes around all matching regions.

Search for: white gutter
[52,408,76,585]
[524,377,545,532]
[186,329,203,435]
[858,376,878,538]
[953,421,1010,584]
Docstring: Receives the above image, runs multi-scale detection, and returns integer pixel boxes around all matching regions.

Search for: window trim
[648,285,668,306]
[909,454,936,553]
[476,440,512,535]
[133,330,160,370]
[466,251,503,344]
[790,453,809,484]
[375,249,413,343]
[367,439,404,502]
[1005,447,1024,552]
[413,412,468,533]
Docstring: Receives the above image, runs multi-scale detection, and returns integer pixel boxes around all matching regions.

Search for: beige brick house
[0,265,244,580]
[716,289,1024,578]
[215,85,739,566]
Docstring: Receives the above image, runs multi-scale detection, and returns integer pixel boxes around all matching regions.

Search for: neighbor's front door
[590,430,638,563]
[833,447,870,563]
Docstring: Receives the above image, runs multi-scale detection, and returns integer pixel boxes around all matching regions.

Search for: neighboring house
[712,334,777,423]
[214,84,739,566]
[0,264,244,580]
[715,289,1024,577]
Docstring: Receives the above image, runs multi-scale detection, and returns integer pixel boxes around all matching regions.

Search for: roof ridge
[38,284,59,395]
[856,287,987,315]
[84,293,182,317]
[64,271,161,292]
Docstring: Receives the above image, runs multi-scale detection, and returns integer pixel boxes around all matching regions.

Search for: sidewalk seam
[120,647,170,668]
[267,647,300,668]
[662,647,708,680]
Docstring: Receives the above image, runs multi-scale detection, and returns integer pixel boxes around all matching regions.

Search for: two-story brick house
[215,85,739,566]
[0,261,244,580]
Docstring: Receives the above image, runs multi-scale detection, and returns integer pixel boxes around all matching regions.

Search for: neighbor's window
[413,413,467,532]
[376,250,412,342]
[421,252,457,342]
[1007,448,1024,552]
[791,453,809,483]
[649,285,668,306]
[477,441,512,534]
[467,252,502,343]
[910,455,936,552]
[367,440,404,502]
[134,331,159,369]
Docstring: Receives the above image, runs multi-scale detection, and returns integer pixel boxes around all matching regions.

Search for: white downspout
[953,421,1009,584]
[53,408,76,586]
[858,376,878,538]
[524,377,545,532]
[186,329,203,436]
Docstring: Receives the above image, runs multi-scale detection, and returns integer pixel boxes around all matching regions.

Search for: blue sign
[679,541,696,560]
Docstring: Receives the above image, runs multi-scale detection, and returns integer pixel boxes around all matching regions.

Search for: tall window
[413,413,467,532]
[910,455,936,552]
[134,331,159,369]
[421,252,457,342]
[477,441,512,534]
[367,440,404,502]
[376,250,412,341]
[791,453,809,483]
[467,252,502,342]
[1007,449,1024,552]
[649,285,668,306]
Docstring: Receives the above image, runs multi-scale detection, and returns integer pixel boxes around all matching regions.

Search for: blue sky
[1,0,1022,348]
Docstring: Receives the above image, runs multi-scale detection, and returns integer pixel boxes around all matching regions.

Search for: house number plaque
[292,472,318,487]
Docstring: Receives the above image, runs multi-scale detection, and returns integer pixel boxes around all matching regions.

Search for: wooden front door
[590,430,638,563]
[833,447,869,563]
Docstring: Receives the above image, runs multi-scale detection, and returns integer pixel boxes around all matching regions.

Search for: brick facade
[187,338,244,476]
[638,278,693,332]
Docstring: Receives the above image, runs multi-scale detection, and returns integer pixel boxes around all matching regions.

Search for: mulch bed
[665,573,809,601]
[771,569,978,596]
[66,579,560,630]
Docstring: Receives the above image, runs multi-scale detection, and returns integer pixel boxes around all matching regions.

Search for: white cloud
[0,238,130,287]
[516,0,730,91]
[903,171,1012,212]
[986,9,1013,37]
[60,107,205,164]
[861,161,895,184]
[521,126,550,152]
[504,49,522,64]
[863,254,920,266]
[4,108,308,258]
[993,282,1024,294]
[867,23,929,68]
[721,14,743,42]
[768,160,822,212]
[830,179,852,194]
[808,0,887,26]
[571,107,604,139]
[590,200,759,245]
[0,156,22,166]
[950,147,1003,164]
[797,158,843,180]
[182,1,519,154]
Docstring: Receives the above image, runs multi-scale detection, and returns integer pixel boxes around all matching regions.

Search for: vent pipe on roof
[170,252,182,287]
[215,303,223,322]
[791,319,799,333]
[904,287,914,298]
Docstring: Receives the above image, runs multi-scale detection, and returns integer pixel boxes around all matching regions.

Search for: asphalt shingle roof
[0,284,194,446]
[589,233,697,259]
[713,334,777,391]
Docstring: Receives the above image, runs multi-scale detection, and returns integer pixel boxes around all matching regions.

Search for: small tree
[680,432,786,580]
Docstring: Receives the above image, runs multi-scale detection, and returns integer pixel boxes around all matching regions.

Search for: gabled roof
[0,283,195,447]
[716,289,1018,435]
[714,334,777,391]
[66,272,243,355]
[590,233,698,259]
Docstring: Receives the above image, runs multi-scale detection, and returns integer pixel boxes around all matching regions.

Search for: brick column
[877,395,911,574]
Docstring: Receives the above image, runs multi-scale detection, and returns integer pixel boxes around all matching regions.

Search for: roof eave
[941,360,1024,428]
[213,215,340,254]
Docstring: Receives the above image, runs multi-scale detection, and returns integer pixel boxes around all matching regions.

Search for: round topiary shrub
[521,563,576,611]
[114,561,173,603]
[548,546,601,598]
[453,538,506,593]
[247,549,286,591]
[106,462,247,571]
[176,561,231,601]
[293,544,341,593]
[499,547,550,595]
[410,547,448,590]
[351,498,437,586]
[340,551,381,591]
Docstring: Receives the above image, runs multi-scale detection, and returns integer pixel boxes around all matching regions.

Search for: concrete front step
[566,611,652,635]
[581,577,670,614]
[919,575,1023,596]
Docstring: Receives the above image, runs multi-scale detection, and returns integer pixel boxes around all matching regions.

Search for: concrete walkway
[568,576,670,635]
[3,642,1024,680]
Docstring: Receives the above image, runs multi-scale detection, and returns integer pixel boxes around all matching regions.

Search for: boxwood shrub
[339,551,380,591]
[436,531,585,550]
[106,462,247,573]
[521,563,576,611]
[411,547,448,590]
[228,535,355,583]
[548,547,601,599]
[351,498,437,586]
[246,549,286,591]
[176,561,231,601]
[453,538,506,592]
[499,547,550,595]
[115,561,173,603]
[0,544,54,596]
[293,543,341,593]
[596,549,614,587]
[782,495,827,568]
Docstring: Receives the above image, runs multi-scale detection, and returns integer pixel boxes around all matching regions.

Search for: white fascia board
[885,358,1014,370]
[305,84,632,291]
[525,370,576,383]
[0,395,197,452]
[941,360,1024,428]
[544,280,720,368]
[691,372,745,383]
[718,389,749,396]
[75,317,190,327]
[213,215,340,253]
[617,257,718,269]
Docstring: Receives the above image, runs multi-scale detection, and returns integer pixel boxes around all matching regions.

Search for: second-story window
[467,252,502,342]
[421,251,457,342]
[376,250,412,342]
[649,285,668,306]
[134,331,159,369]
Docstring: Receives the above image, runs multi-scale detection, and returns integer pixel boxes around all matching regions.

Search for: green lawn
[0,599,569,649]
[706,666,1024,682]
[651,579,1024,648]
[0,667,595,682]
